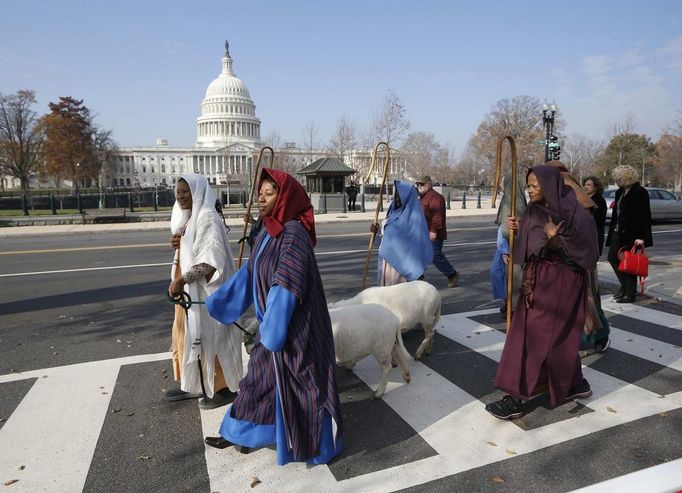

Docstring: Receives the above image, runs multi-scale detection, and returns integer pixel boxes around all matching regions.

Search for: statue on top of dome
[224,40,230,57]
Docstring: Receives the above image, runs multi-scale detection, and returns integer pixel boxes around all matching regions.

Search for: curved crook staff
[360,142,391,290]
[493,135,517,333]
[237,146,273,268]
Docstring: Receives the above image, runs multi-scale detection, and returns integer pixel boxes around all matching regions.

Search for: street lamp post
[98,168,104,209]
[541,102,560,162]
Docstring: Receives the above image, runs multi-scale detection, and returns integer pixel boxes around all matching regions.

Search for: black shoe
[566,378,593,400]
[594,338,611,354]
[616,296,635,304]
[198,388,237,410]
[204,437,251,454]
[485,395,525,420]
[612,288,627,299]
[447,272,460,288]
[499,302,507,314]
[205,436,233,449]
[163,388,202,402]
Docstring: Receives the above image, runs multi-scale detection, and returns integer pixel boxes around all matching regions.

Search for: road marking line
[0,240,496,278]
[0,364,119,492]
[602,296,682,330]
[0,243,168,255]
[0,262,172,278]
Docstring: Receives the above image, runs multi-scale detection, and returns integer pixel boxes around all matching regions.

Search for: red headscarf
[259,168,317,246]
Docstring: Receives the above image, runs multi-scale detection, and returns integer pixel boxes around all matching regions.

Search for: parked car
[604,187,682,221]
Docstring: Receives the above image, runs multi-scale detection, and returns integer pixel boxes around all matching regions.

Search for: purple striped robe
[230,220,342,461]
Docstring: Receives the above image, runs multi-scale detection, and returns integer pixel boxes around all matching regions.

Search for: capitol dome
[195,42,261,148]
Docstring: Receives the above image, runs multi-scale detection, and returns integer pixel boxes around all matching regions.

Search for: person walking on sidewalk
[166,174,243,410]
[416,176,459,287]
[605,165,653,304]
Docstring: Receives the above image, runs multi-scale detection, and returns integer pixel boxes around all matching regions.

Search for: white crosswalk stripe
[1,305,681,492]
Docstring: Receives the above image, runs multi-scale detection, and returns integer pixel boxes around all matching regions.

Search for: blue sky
[2,0,681,156]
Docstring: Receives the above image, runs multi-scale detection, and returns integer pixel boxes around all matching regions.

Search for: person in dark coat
[485,165,599,420]
[605,165,653,303]
[583,176,607,256]
[582,175,611,352]
[204,168,343,465]
[417,175,459,287]
[347,182,358,211]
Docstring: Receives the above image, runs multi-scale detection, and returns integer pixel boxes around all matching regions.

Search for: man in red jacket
[416,176,459,288]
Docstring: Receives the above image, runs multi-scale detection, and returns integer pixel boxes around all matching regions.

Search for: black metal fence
[0,189,176,213]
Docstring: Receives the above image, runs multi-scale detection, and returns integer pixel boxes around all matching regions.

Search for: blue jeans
[432,239,457,279]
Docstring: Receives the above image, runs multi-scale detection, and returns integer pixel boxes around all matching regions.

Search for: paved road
[1,219,681,492]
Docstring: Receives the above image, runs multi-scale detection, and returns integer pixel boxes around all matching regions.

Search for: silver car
[604,187,682,221]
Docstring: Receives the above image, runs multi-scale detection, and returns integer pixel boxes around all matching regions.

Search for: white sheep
[329,280,441,360]
[328,303,411,398]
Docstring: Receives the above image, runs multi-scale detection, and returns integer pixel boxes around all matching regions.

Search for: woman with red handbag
[605,165,653,303]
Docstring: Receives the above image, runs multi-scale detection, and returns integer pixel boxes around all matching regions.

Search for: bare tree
[368,90,410,147]
[606,115,638,166]
[456,139,490,186]
[562,134,604,182]
[328,115,358,164]
[301,121,319,165]
[401,131,450,180]
[467,95,551,182]
[653,115,682,192]
[262,130,284,150]
[92,127,118,187]
[0,90,45,190]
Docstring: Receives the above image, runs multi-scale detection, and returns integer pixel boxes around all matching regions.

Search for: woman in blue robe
[204,168,343,465]
[376,180,433,285]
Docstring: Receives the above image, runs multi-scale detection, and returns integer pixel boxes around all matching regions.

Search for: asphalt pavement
[1,211,682,492]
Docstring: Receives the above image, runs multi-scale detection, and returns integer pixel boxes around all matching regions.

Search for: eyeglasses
[416,183,424,187]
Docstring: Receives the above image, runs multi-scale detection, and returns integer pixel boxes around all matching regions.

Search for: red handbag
[618,244,649,293]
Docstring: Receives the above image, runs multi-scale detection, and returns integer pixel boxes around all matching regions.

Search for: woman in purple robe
[486,165,599,420]
[204,168,343,465]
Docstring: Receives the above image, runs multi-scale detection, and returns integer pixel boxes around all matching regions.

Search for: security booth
[298,158,356,213]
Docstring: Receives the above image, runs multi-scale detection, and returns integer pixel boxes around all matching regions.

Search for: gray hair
[612,165,638,188]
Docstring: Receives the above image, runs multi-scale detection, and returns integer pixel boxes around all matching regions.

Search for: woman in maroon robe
[486,165,599,419]
[204,168,343,465]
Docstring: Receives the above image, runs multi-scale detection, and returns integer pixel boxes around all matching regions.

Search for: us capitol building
[106,42,406,191]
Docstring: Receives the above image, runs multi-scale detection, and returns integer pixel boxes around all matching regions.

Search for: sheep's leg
[414,324,434,359]
[373,356,392,398]
[391,334,411,384]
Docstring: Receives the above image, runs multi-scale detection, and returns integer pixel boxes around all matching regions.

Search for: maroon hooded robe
[494,165,599,406]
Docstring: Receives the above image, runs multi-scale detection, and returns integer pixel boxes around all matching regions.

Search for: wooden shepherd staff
[360,142,391,290]
[237,146,273,268]
[492,135,517,333]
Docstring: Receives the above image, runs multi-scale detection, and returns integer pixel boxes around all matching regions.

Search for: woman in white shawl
[166,174,243,409]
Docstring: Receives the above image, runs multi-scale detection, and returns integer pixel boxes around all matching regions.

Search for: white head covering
[170,174,241,396]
